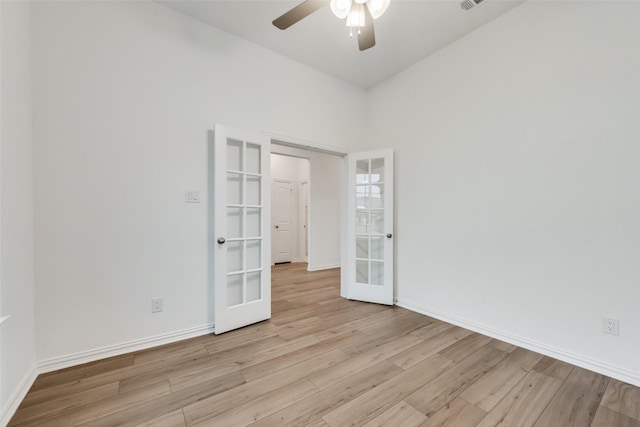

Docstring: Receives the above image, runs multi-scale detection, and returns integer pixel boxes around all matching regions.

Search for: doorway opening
[209,126,394,334]
[270,142,344,277]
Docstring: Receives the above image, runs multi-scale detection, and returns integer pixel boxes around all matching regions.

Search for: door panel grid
[355,158,386,286]
[225,140,263,306]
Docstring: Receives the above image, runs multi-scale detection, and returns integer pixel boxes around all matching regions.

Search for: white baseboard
[395,298,640,388]
[37,323,215,374]
[0,364,38,427]
[307,263,340,272]
[1,323,215,425]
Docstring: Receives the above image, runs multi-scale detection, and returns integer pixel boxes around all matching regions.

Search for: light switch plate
[152,298,163,313]
[185,190,200,203]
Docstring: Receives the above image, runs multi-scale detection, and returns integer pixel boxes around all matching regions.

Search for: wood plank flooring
[9,263,640,426]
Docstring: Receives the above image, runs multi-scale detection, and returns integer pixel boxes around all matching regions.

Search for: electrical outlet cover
[602,316,619,336]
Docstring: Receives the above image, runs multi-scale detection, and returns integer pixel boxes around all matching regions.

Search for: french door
[346,149,394,305]
[211,125,271,334]
[210,127,392,333]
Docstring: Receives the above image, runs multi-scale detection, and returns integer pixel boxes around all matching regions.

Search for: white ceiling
[158,0,525,89]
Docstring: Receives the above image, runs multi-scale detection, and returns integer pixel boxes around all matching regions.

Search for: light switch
[185,190,201,203]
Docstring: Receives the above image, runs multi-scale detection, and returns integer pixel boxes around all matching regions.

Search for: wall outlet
[151,297,163,313]
[602,316,619,336]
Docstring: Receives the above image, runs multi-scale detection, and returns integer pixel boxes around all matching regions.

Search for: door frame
[265,132,351,298]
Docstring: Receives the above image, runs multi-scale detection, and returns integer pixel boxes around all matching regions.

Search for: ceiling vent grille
[461,0,485,11]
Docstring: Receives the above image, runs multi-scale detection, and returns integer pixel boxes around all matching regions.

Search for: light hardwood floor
[9,263,640,426]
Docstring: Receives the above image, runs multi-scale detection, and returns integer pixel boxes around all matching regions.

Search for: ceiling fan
[272,0,391,51]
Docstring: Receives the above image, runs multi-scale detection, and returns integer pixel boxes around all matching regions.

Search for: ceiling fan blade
[358,7,376,51]
[273,0,328,30]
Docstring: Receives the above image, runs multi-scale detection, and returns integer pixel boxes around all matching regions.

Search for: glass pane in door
[227,139,243,172]
[356,260,369,283]
[356,185,369,209]
[227,274,243,306]
[246,176,261,205]
[371,261,384,286]
[227,173,242,205]
[371,158,384,183]
[246,143,261,174]
[356,236,369,258]
[227,241,243,273]
[370,236,384,260]
[246,272,261,302]
[227,207,243,239]
[370,184,384,209]
[246,208,261,237]
[356,212,368,234]
[370,211,384,234]
[356,160,369,184]
[246,240,261,270]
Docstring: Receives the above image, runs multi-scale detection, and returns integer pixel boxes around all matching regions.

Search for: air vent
[461,0,484,11]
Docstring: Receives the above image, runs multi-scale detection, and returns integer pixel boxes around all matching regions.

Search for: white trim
[37,323,214,374]
[1,323,215,424]
[0,364,38,427]
[395,298,640,388]
[307,263,340,272]
[266,132,349,156]
[0,315,10,325]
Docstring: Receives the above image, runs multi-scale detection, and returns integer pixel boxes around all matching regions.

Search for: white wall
[272,154,308,183]
[32,0,366,364]
[271,146,342,271]
[368,1,640,384]
[0,0,37,423]
[15,0,640,407]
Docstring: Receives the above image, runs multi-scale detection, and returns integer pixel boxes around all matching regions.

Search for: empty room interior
[1,0,639,426]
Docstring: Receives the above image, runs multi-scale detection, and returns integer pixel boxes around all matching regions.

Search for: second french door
[346,149,394,305]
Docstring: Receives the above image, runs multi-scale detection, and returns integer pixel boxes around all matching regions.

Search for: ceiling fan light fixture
[330,0,352,19]
[366,0,390,19]
[273,0,384,50]
[346,2,366,28]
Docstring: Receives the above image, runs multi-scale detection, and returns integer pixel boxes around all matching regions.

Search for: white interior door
[346,149,394,305]
[211,125,271,334]
[273,179,294,264]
